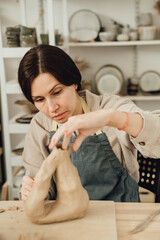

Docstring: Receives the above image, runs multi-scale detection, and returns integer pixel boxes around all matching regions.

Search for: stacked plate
[69,10,101,42]
[139,71,160,93]
[95,65,124,95]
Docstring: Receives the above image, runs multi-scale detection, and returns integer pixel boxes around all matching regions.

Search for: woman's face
[31,73,82,123]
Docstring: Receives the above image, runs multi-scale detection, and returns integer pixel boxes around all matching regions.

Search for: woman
[18,44,160,202]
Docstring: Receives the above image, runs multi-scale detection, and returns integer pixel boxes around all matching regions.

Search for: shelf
[7,80,160,101]
[11,154,22,166]
[124,95,160,101]
[69,40,160,47]
[11,141,24,166]
[2,45,66,58]
[2,47,31,58]
[2,40,160,59]
[9,113,30,134]
[12,187,19,199]
[6,79,22,94]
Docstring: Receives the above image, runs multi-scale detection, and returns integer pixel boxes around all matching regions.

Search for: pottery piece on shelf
[117,33,129,41]
[138,26,156,40]
[139,71,160,92]
[99,31,115,41]
[5,27,20,47]
[40,33,49,44]
[95,64,124,95]
[69,9,101,42]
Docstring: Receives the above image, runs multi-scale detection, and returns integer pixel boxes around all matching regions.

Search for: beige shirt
[22,90,160,182]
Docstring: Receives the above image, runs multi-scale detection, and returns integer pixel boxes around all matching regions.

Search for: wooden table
[0,201,160,240]
[116,202,160,240]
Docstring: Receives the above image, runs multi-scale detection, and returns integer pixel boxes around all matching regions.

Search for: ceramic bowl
[99,31,115,41]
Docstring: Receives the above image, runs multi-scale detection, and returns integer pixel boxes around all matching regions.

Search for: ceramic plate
[69,10,101,41]
[97,74,121,95]
[139,71,160,92]
[95,65,124,94]
[70,29,98,42]
[95,65,124,83]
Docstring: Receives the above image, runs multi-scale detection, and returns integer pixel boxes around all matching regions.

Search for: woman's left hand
[49,109,111,152]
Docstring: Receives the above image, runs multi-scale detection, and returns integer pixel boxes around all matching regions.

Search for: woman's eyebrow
[32,84,62,99]
[49,84,61,93]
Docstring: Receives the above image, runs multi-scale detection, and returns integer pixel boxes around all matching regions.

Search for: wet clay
[0,209,5,213]
[24,146,89,224]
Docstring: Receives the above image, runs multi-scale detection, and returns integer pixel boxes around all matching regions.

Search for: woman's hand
[20,175,34,201]
[49,109,112,152]
[49,108,143,152]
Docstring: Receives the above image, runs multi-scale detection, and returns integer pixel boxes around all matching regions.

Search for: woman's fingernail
[49,139,55,149]
[49,144,53,149]
[64,129,68,134]
[31,181,34,185]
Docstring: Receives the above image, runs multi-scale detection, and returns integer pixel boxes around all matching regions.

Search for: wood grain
[0,201,117,240]
[116,203,160,240]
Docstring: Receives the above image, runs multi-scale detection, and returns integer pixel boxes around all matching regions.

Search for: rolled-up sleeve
[130,110,160,158]
[99,94,160,159]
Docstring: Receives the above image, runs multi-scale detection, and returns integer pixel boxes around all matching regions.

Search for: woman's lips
[53,112,67,120]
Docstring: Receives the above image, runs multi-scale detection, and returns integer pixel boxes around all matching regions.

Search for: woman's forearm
[103,109,144,137]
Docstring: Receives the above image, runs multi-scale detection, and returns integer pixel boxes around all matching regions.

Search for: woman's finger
[22,175,34,185]
[62,131,72,150]
[49,126,66,149]
[72,134,86,152]
[22,182,33,192]
[20,187,31,201]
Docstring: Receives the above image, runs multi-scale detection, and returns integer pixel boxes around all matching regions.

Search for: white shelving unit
[0,0,160,199]
[0,0,68,200]
[69,40,160,47]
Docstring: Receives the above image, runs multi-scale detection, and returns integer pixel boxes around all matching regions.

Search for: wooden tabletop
[0,201,160,240]
[116,202,160,240]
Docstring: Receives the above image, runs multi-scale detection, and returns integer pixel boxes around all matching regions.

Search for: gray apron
[49,131,140,202]
[48,96,140,202]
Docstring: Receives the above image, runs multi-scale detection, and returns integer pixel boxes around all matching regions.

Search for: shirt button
[139,142,145,146]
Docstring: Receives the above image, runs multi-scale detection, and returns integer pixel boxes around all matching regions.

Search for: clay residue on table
[0,206,21,214]
[8,206,20,211]
[18,232,44,240]
[0,208,5,213]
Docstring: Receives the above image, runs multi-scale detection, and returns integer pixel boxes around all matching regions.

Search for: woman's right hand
[20,175,34,201]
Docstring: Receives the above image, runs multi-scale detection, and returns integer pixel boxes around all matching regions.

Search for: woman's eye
[53,89,62,95]
[35,98,44,102]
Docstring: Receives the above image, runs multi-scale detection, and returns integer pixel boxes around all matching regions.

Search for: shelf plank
[9,113,30,134]
[6,79,22,94]
[124,95,160,101]
[12,187,20,199]
[2,45,66,58]
[9,123,30,134]
[6,79,160,101]
[2,47,31,58]
[69,40,160,47]
[11,154,22,166]
[2,40,160,58]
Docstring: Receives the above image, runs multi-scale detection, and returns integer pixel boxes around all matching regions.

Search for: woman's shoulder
[81,90,135,111]
[30,111,52,133]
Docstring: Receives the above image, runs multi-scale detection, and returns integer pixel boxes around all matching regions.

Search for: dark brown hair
[18,44,82,103]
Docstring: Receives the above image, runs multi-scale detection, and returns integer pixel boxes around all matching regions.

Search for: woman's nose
[47,98,58,113]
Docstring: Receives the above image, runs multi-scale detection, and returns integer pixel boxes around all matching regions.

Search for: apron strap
[79,97,102,135]
[51,96,102,135]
